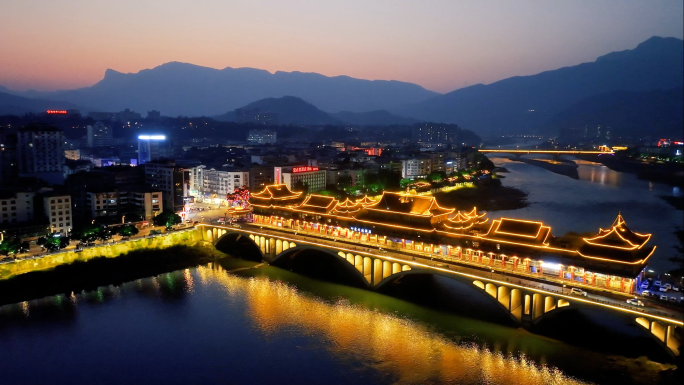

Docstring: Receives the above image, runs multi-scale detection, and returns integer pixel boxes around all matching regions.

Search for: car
[626,298,644,306]
[654,280,662,286]
[669,297,678,303]
[185,219,192,223]
[663,283,672,290]
[659,286,669,292]
[570,288,588,297]
[659,294,668,301]
[642,290,652,297]
[231,224,241,228]
[193,221,199,224]
[673,286,680,292]
[640,282,650,289]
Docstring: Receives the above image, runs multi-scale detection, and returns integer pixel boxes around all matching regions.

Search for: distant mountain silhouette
[0,91,85,116]
[11,63,438,117]
[214,96,342,125]
[397,36,684,137]
[547,86,683,139]
[331,110,419,125]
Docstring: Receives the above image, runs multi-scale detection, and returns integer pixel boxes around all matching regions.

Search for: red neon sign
[292,166,319,173]
[46,110,67,114]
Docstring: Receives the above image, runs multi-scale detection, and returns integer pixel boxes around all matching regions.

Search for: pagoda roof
[578,214,655,264]
[484,218,551,247]
[333,198,362,214]
[443,208,488,231]
[356,195,378,205]
[251,184,302,200]
[291,194,338,214]
[365,192,454,217]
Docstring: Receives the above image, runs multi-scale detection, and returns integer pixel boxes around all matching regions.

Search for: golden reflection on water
[197,264,589,385]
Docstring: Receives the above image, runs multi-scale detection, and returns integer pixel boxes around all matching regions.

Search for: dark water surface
[492,156,683,273]
[0,261,674,385]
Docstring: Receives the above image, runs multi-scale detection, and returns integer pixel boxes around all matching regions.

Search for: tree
[227,186,250,208]
[400,178,412,189]
[428,171,447,183]
[0,238,21,256]
[336,175,353,190]
[44,233,70,251]
[115,224,139,237]
[153,211,182,227]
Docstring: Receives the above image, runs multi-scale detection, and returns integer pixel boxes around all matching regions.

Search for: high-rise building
[0,191,36,226]
[247,129,277,145]
[43,193,72,234]
[412,123,459,143]
[0,129,17,184]
[17,124,65,185]
[137,135,166,165]
[401,156,432,179]
[87,122,113,148]
[144,160,190,212]
[147,110,161,120]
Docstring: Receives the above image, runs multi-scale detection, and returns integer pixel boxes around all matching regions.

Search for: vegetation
[153,211,182,228]
[0,238,23,256]
[71,224,112,244]
[114,224,139,237]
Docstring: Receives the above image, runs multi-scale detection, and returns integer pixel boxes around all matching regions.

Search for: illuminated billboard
[46,110,67,114]
[138,135,166,140]
[292,166,319,173]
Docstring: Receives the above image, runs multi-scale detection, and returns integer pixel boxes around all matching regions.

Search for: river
[0,263,675,385]
[490,155,683,273]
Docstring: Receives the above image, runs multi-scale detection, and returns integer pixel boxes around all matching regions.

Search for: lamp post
[563,284,566,295]
[491,269,494,279]
[122,215,126,224]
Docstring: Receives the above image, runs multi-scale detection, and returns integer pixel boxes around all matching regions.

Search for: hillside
[214,96,342,125]
[397,36,684,137]
[331,110,418,125]
[548,87,683,139]
[0,91,85,116]
[10,64,438,117]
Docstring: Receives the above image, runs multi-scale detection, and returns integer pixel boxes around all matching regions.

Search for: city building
[144,160,190,212]
[274,166,326,193]
[401,156,431,179]
[43,193,72,234]
[64,149,80,160]
[248,164,274,192]
[0,191,35,226]
[87,122,113,148]
[0,129,17,184]
[137,135,166,165]
[326,168,366,188]
[85,189,162,222]
[247,129,277,145]
[115,109,142,122]
[237,108,279,126]
[17,124,65,185]
[413,123,459,143]
[200,167,249,198]
[147,110,161,120]
[251,186,654,295]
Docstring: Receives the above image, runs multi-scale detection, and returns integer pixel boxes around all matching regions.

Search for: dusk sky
[1,0,682,93]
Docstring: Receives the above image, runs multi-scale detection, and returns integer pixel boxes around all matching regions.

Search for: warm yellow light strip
[479,150,614,154]
[577,246,656,265]
[492,218,546,239]
[201,225,681,326]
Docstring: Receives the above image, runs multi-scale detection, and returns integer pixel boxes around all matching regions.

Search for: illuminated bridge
[199,224,682,358]
[478,149,614,158]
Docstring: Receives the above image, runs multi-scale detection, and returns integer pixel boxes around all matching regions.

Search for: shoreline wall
[0,228,203,280]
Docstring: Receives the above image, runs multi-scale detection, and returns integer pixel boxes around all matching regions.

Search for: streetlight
[491,269,494,278]
[562,284,566,295]
[122,215,126,224]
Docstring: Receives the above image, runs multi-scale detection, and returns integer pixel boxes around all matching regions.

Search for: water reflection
[198,264,588,385]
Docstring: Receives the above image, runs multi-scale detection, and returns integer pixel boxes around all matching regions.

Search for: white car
[640,282,650,289]
[654,280,662,286]
[570,288,588,297]
[663,283,672,290]
[659,286,669,292]
[642,290,652,297]
[659,294,669,301]
[626,298,644,306]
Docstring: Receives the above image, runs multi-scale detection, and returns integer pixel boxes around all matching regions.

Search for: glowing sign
[138,135,166,140]
[46,110,67,114]
[292,166,319,173]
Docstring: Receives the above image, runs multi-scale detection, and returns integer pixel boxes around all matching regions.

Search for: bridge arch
[271,246,370,288]
[214,231,264,262]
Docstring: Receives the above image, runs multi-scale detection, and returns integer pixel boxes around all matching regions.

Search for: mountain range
[396,37,683,136]
[1,36,682,138]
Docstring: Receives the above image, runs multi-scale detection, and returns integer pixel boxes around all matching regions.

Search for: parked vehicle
[642,290,652,297]
[659,294,669,301]
[626,298,644,306]
[640,281,650,289]
[663,283,672,290]
[669,297,678,303]
[659,286,669,292]
[570,288,588,297]
[673,286,680,292]
[654,280,662,286]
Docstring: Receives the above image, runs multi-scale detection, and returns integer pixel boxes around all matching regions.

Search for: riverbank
[0,244,224,307]
[0,228,202,280]
[433,178,528,211]
[576,154,684,187]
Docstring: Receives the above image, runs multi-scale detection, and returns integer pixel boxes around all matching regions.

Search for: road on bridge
[238,222,683,321]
